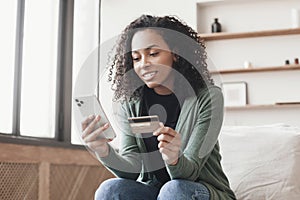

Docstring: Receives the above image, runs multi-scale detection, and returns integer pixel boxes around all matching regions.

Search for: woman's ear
[172,53,177,62]
[172,48,179,62]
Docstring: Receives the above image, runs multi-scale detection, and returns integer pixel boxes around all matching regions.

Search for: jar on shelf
[211,18,222,33]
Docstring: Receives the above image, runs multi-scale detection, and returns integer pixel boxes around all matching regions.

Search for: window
[0,0,17,134]
[20,0,59,138]
[0,0,101,147]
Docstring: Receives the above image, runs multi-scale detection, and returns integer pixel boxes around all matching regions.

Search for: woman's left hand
[153,122,181,165]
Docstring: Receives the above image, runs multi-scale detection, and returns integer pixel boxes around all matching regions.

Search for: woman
[81,15,236,200]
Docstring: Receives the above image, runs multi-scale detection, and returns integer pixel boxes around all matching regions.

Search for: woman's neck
[153,86,173,95]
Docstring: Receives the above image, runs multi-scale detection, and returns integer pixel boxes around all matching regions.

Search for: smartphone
[128,115,160,134]
[74,95,116,139]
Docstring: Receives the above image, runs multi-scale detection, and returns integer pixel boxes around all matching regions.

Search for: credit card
[128,115,160,134]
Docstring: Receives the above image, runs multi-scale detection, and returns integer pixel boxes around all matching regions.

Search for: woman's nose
[140,56,150,68]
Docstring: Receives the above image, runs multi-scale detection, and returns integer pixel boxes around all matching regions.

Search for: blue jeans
[95,178,210,200]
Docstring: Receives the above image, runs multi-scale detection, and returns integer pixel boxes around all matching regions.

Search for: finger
[81,115,96,131]
[86,139,109,152]
[82,115,101,138]
[158,141,180,152]
[84,123,109,142]
[84,123,110,143]
[156,126,177,137]
[157,133,174,143]
[153,122,164,136]
[159,147,175,156]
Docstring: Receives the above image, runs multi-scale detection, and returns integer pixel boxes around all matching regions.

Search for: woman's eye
[150,52,159,57]
[132,57,140,61]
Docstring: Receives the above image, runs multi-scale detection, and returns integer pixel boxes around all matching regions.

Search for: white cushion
[219,124,300,200]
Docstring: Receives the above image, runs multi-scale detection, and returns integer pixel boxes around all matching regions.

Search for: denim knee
[158,179,184,199]
[94,178,120,200]
[94,178,160,200]
[158,179,210,200]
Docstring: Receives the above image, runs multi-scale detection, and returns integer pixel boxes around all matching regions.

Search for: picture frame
[221,81,248,107]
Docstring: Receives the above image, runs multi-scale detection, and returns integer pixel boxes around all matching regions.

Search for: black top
[141,86,181,184]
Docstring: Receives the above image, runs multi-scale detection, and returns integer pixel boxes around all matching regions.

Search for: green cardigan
[99,86,236,200]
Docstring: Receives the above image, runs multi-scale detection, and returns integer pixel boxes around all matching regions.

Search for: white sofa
[219,124,300,200]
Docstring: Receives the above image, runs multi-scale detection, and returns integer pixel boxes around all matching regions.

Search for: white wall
[100,0,197,42]
[197,0,300,33]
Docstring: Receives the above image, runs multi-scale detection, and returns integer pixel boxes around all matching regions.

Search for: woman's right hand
[81,115,112,158]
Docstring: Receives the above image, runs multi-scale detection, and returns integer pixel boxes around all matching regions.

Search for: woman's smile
[142,71,158,80]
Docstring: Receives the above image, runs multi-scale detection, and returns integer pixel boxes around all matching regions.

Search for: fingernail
[89,114,95,119]
[104,123,109,128]
[96,115,101,121]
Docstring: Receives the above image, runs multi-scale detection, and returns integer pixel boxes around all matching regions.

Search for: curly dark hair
[108,14,214,101]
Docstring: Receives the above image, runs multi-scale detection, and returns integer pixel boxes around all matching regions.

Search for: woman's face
[131,29,176,95]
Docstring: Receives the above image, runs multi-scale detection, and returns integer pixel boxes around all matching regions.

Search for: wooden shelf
[210,65,300,74]
[199,28,300,41]
[225,103,300,110]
